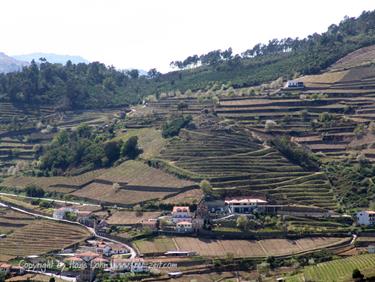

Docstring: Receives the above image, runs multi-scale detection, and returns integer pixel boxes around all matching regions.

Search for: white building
[225,197,267,214]
[368,245,375,254]
[171,206,191,223]
[176,221,193,233]
[53,207,77,220]
[284,80,304,89]
[357,211,375,226]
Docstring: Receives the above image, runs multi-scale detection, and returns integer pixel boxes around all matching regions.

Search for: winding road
[0,192,100,207]
[0,200,137,257]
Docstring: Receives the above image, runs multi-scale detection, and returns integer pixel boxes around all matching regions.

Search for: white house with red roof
[225,196,267,214]
[357,210,375,226]
[171,206,191,223]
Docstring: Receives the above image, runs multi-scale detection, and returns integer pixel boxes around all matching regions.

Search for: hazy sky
[2,0,374,72]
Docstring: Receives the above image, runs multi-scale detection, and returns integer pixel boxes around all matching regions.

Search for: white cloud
[1,0,374,72]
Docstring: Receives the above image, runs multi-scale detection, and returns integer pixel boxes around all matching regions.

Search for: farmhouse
[284,80,305,89]
[171,206,192,223]
[225,197,267,214]
[356,211,375,226]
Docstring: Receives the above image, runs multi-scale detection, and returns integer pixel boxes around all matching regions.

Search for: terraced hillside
[0,106,126,176]
[0,207,90,258]
[286,254,375,282]
[2,160,199,206]
[134,236,349,258]
[157,128,335,209]
[216,63,375,162]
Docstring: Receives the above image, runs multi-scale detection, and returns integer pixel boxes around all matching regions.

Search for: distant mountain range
[0,52,148,75]
[13,53,89,64]
[0,52,29,73]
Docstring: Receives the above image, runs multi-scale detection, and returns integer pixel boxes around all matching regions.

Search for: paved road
[0,201,137,259]
[0,192,100,207]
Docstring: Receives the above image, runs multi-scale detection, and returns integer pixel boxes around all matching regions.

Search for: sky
[1,0,374,72]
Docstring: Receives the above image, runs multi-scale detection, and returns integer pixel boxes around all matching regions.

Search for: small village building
[96,220,110,235]
[192,217,204,231]
[225,197,267,214]
[64,257,86,269]
[10,265,25,275]
[53,207,77,220]
[168,271,183,278]
[77,211,95,227]
[356,211,375,226]
[171,206,192,223]
[91,257,109,269]
[0,263,11,275]
[176,221,193,233]
[202,199,225,213]
[284,80,304,89]
[368,245,375,254]
[109,244,129,255]
[94,241,109,255]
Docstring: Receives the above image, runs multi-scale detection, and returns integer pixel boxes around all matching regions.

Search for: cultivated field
[157,128,335,208]
[286,254,375,282]
[2,160,199,206]
[97,160,194,188]
[331,45,375,70]
[0,218,90,257]
[160,188,203,205]
[115,127,166,159]
[0,207,34,234]
[134,236,349,258]
[106,210,160,225]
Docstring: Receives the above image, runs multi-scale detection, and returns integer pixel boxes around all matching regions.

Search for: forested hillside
[0,60,148,109]
[0,11,374,110]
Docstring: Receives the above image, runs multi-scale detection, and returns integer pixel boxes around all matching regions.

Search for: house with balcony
[171,206,192,223]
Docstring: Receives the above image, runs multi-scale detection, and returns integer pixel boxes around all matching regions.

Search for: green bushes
[39,125,142,175]
[271,136,320,171]
[162,115,192,138]
[324,160,375,209]
[121,136,142,159]
[25,184,45,198]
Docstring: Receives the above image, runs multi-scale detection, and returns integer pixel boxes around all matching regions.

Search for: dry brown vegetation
[134,236,348,258]
[0,218,90,257]
[106,210,160,225]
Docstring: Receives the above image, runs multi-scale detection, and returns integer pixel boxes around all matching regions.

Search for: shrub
[200,180,213,195]
[236,215,249,231]
[162,115,192,138]
[25,184,45,198]
[352,268,364,280]
[121,136,142,159]
[271,136,320,171]
[265,120,278,132]
[104,141,122,165]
